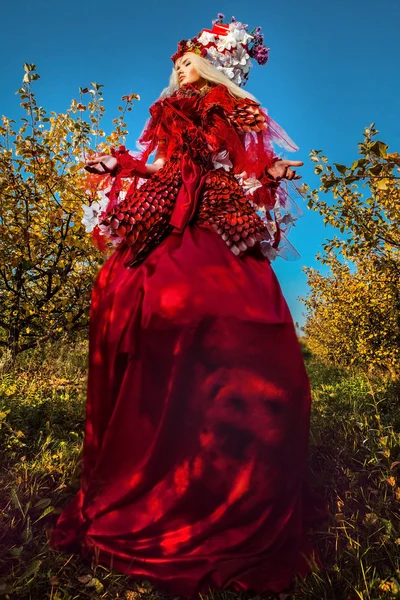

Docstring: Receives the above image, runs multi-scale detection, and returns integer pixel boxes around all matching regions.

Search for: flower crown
[171,14,270,88]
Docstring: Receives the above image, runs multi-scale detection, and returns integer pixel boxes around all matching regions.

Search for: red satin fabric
[170,155,208,231]
[51,224,321,597]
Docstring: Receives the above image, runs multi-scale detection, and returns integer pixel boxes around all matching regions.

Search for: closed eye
[176,59,191,73]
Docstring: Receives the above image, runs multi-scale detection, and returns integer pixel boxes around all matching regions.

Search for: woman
[51,16,321,598]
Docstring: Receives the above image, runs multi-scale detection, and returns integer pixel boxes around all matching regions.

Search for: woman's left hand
[266,159,304,181]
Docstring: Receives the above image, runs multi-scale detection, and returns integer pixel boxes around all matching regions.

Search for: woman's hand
[84,155,117,175]
[266,159,304,181]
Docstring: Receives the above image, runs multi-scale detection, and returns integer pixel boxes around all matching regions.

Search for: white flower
[242,177,263,195]
[229,22,253,45]
[198,31,216,45]
[235,172,263,195]
[217,32,237,52]
[234,171,246,184]
[232,46,250,67]
[220,51,235,67]
[81,202,101,233]
[96,190,110,213]
[97,223,122,245]
[219,66,235,80]
[242,58,252,75]
[212,150,233,171]
[206,46,224,66]
[232,70,242,86]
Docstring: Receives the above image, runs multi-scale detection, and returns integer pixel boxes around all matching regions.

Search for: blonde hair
[159,52,259,103]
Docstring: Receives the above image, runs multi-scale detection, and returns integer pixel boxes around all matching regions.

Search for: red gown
[50,83,322,597]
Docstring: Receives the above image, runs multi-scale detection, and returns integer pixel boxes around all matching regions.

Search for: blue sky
[1,0,399,325]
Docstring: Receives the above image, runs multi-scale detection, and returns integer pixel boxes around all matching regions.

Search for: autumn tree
[301,124,400,377]
[0,63,139,358]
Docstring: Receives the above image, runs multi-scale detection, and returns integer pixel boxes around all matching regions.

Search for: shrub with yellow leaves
[301,124,400,378]
[0,64,140,358]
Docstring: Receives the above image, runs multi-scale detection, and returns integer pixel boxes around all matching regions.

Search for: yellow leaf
[376,178,389,190]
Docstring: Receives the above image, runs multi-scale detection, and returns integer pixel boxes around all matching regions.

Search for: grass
[0,337,399,600]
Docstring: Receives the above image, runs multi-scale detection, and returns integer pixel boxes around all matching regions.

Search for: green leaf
[22,516,32,544]
[10,488,26,518]
[85,577,104,593]
[33,505,54,523]
[16,559,42,583]
[34,497,52,509]
[10,546,24,557]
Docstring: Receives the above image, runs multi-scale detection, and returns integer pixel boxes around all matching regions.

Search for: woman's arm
[143,139,166,177]
[84,139,167,178]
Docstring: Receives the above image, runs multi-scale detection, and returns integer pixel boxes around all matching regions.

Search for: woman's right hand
[84,155,117,175]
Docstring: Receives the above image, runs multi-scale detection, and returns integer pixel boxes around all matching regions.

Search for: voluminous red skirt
[51,224,319,597]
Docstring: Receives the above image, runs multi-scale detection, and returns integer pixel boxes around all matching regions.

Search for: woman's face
[175,53,207,88]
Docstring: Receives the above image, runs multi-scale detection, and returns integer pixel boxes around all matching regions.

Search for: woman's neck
[177,82,213,97]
